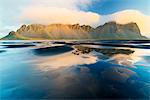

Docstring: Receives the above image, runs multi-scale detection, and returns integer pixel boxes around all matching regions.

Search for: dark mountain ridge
[1,22,146,40]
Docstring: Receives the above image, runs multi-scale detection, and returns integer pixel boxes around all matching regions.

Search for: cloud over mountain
[1,0,150,38]
[20,7,100,27]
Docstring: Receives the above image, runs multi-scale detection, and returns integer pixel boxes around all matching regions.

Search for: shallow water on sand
[0,40,150,99]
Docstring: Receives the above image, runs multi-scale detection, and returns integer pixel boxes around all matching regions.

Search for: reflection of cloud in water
[130,49,150,67]
[107,54,137,68]
[107,48,150,68]
[32,52,98,72]
[132,48,150,56]
[101,67,138,83]
[45,60,142,98]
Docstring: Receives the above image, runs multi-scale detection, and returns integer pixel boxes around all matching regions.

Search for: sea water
[0,40,150,99]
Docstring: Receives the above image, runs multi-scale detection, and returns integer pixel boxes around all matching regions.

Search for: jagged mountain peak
[1,22,146,40]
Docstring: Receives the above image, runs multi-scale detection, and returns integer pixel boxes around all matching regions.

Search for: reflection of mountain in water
[0,41,150,99]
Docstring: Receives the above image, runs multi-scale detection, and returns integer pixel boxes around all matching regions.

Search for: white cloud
[1,0,150,38]
[20,7,100,27]
[0,0,99,38]
[19,0,100,26]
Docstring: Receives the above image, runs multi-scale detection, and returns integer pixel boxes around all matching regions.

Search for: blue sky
[0,0,150,38]
[88,0,150,15]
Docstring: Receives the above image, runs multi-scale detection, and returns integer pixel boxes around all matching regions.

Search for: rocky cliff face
[92,22,143,39]
[2,22,146,40]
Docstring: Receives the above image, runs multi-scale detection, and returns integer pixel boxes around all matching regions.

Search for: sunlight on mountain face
[20,9,150,37]
[108,10,150,38]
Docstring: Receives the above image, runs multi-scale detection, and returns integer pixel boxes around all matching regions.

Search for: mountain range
[1,22,147,40]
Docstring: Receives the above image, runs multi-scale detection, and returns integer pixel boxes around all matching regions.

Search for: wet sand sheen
[32,51,98,72]
[0,41,150,99]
